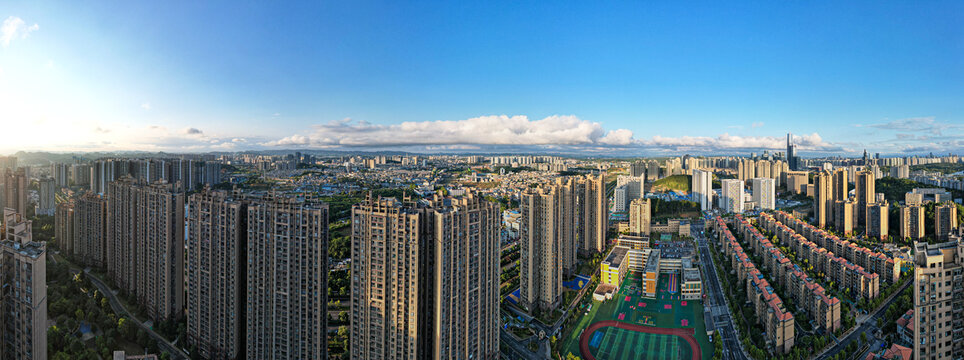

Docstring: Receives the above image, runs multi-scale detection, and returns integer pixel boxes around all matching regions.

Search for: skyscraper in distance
[935,202,959,241]
[814,171,833,228]
[900,205,925,241]
[629,198,651,236]
[854,171,875,229]
[3,167,27,219]
[36,177,57,216]
[720,179,744,214]
[751,178,775,210]
[691,169,713,211]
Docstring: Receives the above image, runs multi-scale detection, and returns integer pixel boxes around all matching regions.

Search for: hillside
[910,163,964,175]
[876,177,941,202]
[651,175,691,193]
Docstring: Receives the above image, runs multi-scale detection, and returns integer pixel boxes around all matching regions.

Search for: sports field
[560,273,712,360]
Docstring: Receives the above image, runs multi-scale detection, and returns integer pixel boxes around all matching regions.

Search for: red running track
[579,320,701,360]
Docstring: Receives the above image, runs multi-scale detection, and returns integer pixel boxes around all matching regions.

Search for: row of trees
[47,261,168,360]
[711,227,835,360]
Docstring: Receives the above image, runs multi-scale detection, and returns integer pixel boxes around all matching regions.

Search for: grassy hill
[651,175,691,193]
[876,177,942,202]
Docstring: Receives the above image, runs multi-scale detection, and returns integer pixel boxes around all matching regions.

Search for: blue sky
[1,1,962,155]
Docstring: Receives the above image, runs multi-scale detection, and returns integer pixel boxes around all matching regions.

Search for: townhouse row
[772,210,900,284]
[758,212,881,300]
[730,215,843,333]
[714,216,796,354]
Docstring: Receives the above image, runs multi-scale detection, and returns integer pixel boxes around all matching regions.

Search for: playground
[560,273,712,360]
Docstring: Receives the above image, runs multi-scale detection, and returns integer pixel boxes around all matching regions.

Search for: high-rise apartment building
[1,209,47,360]
[612,185,627,213]
[785,171,809,194]
[737,159,756,182]
[832,169,848,202]
[36,177,56,216]
[186,190,248,360]
[246,195,328,359]
[833,200,854,236]
[3,167,27,218]
[52,163,70,188]
[890,165,910,179]
[520,186,563,311]
[755,159,771,179]
[814,171,833,228]
[913,240,964,360]
[936,202,959,241]
[106,178,185,323]
[770,160,785,188]
[691,169,713,212]
[350,193,499,359]
[75,192,107,267]
[720,179,744,214]
[647,160,660,181]
[630,160,646,178]
[629,198,651,236]
[554,177,581,275]
[0,156,17,172]
[750,178,775,210]
[55,199,75,255]
[71,163,91,187]
[865,203,889,241]
[900,205,925,241]
[854,171,875,229]
[582,174,608,253]
[616,175,643,202]
[184,189,330,360]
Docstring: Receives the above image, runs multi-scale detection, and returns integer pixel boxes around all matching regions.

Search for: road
[695,227,749,360]
[499,329,542,360]
[85,269,191,360]
[813,278,912,360]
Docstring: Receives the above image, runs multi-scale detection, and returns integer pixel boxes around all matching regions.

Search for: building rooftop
[644,249,660,272]
[603,246,630,269]
[683,266,701,282]
[0,240,45,259]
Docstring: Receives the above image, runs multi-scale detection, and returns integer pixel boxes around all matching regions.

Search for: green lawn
[560,273,712,360]
[589,327,684,360]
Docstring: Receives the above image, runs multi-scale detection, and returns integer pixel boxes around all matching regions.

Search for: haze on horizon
[1,1,962,155]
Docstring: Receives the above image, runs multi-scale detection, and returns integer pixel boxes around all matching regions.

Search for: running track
[579,320,701,360]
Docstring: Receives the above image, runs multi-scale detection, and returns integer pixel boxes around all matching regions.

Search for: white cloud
[1,16,39,47]
[862,117,958,136]
[182,127,203,136]
[265,115,635,147]
[644,132,839,152]
[751,122,764,128]
[141,102,152,110]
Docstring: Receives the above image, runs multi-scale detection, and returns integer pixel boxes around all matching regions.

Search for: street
[695,226,749,360]
[813,279,912,360]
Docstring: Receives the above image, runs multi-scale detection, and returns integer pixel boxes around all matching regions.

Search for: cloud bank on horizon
[260,115,845,155]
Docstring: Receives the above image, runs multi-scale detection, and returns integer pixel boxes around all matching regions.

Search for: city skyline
[2,1,962,155]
